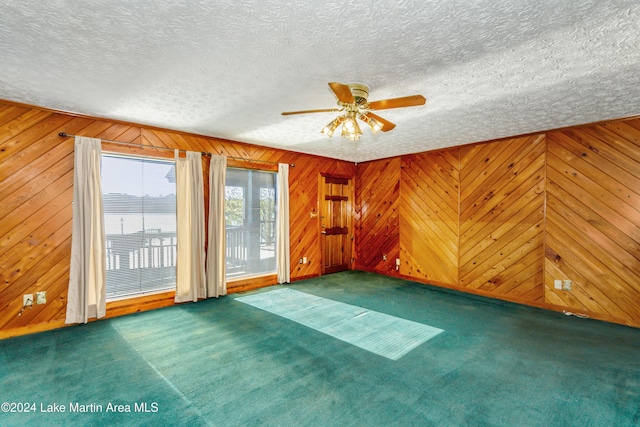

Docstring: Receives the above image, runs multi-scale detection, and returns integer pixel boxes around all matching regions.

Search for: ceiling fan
[282,82,426,141]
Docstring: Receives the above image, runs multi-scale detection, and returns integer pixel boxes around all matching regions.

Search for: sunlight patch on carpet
[235,288,443,360]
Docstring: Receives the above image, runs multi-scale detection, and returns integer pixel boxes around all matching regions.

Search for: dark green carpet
[1,271,639,426]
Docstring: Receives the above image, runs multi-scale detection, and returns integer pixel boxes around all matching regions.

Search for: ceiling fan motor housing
[348,83,369,105]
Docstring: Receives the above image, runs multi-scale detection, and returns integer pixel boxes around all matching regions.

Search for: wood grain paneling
[459,135,546,302]
[355,158,400,273]
[354,125,640,327]
[0,100,353,337]
[545,120,640,325]
[399,150,460,283]
[0,116,141,332]
[3,97,640,335]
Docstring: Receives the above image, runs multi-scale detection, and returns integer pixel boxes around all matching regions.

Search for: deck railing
[105,225,276,297]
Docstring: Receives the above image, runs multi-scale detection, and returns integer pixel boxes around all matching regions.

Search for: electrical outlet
[36,291,46,304]
[303,257,308,264]
[23,294,33,307]
[562,280,572,291]
[299,258,303,264]
[554,279,562,290]
[396,258,401,266]
[382,254,387,261]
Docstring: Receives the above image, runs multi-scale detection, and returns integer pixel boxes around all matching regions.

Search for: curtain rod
[58,132,207,156]
[58,132,294,167]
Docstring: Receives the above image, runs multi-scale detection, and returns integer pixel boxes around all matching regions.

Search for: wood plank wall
[400,150,460,284]
[356,120,640,328]
[545,120,640,325]
[354,158,400,274]
[1,98,639,335]
[459,135,546,302]
[0,100,354,337]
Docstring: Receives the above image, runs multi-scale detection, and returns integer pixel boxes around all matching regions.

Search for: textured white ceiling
[1,1,639,162]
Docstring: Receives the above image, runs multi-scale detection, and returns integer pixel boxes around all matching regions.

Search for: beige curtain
[206,155,227,297]
[66,136,107,324]
[174,150,206,303]
[276,163,290,283]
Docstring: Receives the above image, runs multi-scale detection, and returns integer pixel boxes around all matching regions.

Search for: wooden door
[320,175,353,274]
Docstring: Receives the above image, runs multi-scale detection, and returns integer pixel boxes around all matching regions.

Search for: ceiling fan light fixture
[344,115,356,131]
[351,117,362,136]
[322,116,343,137]
[342,126,361,141]
[370,118,383,133]
[341,116,362,141]
[359,114,384,133]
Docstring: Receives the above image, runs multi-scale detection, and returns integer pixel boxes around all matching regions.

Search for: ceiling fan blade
[365,112,396,132]
[328,82,355,104]
[281,108,338,116]
[368,95,426,111]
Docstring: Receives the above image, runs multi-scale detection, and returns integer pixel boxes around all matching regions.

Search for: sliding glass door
[101,154,177,299]
[225,168,277,279]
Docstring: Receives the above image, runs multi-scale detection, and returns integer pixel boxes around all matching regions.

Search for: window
[225,168,277,279]
[101,154,177,299]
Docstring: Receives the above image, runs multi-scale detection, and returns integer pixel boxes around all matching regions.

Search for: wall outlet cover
[23,294,33,306]
[554,279,562,290]
[36,291,46,304]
